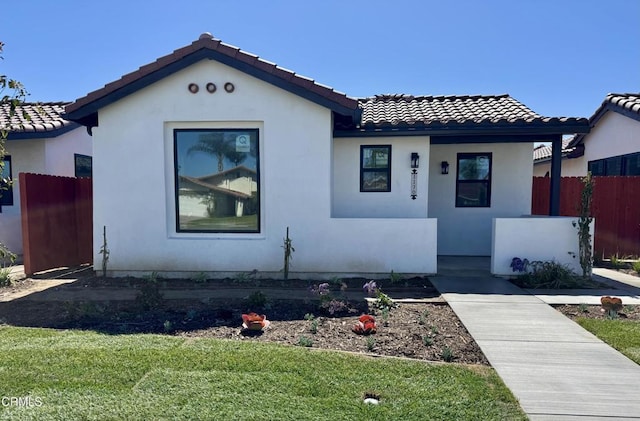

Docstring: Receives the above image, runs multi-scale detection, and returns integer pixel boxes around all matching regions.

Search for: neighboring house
[533,93,640,176]
[64,33,589,277]
[0,102,93,255]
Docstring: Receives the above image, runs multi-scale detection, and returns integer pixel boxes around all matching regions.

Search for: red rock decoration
[241,312,270,330]
[352,315,377,335]
[600,296,623,313]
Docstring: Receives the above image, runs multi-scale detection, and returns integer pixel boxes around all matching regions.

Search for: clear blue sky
[2,0,639,119]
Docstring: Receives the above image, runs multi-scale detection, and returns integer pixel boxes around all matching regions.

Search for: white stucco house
[534,93,640,177]
[0,102,93,255]
[64,33,590,278]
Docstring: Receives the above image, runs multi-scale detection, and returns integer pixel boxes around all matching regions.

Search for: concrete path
[431,275,640,420]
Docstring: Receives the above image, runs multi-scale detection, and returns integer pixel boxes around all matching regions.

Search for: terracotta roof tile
[0,102,77,135]
[357,94,587,130]
[66,33,358,119]
[533,138,573,161]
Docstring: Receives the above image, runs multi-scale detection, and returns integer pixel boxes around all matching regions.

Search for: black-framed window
[174,129,260,233]
[0,155,13,207]
[74,154,93,178]
[456,153,492,207]
[589,152,640,176]
[360,145,391,192]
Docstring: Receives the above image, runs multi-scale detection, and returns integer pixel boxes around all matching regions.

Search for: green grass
[0,326,526,420]
[575,318,640,365]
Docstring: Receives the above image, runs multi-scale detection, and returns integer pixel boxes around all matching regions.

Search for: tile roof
[357,94,588,131]
[65,33,359,123]
[1,102,78,137]
[568,93,640,148]
[533,138,574,162]
[604,93,640,117]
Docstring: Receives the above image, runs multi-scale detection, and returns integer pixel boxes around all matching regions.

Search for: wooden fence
[19,173,92,275]
[532,176,640,257]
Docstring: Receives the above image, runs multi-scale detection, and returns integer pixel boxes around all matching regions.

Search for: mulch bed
[554,304,640,321]
[0,274,488,365]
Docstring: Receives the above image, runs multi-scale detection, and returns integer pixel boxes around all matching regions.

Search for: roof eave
[5,122,81,140]
[65,46,358,125]
[334,120,590,138]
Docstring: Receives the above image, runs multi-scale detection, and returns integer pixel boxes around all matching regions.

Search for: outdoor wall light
[441,161,449,174]
[411,152,420,169]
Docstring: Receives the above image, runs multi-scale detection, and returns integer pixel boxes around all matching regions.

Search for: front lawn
[0,327,526,420]
[575,318,640,364]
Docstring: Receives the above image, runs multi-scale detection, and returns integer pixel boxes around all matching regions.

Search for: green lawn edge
[0,326,526,420]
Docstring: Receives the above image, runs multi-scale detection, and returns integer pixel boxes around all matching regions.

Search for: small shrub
[297,336,313,347]
[309,319,319,334]
[321,299,351,315]
[191,272,208,283]
[389,270,403,285]
[418,310,429,325]
[246,291,268,310]
[516,260,581,289]
[362,280,378,296]
[578,303,589,313]
[0,267,11,287]
[374,291,397,312]
[365,337,376,352]
[163,320,173,332]
[380,307,390,326]
[609,254,624,270]
[430,326,438,335]
[441,347,454,362]
[632,260,640,274]
[304,313,315,321]
[136,272,164,311]
[606,309,619,320]
[422,336,433,346]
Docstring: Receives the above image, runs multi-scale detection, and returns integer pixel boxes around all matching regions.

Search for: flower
[310,283,331,296]
[241,312,270,330]
[362,280,378,296]
[352,314,377,335]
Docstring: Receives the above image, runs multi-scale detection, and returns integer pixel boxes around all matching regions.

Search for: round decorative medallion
[224,82,235,93]
[206,82,217,93]
[188,83,199,94]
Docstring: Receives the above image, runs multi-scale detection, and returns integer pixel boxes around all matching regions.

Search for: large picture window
[174,129,259,233]
[360,145,391,192]
[0,156,13,207]
[456,153,492,207]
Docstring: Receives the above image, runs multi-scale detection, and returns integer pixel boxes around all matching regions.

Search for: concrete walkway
[431,274,640,421]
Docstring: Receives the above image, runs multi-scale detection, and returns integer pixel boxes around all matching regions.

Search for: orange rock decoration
[352,315,377,335]
[241,312,270,331]
[600,296,623,313]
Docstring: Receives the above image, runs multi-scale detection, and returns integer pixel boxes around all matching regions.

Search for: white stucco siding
[534,112,640,177]
[332,136,430,217]
[428,142,533,255]
[44,128,93,176]
[0,139,45,253]
[0,127,92,255]
[582,112,640,167]
[92,59,337,273]
[491,216,594,276]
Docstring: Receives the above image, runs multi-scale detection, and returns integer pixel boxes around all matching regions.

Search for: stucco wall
[428,142,533,255]
[0,128,92,255]
[533,112,640,176]
[332,136,429,217]
[491,216,594,276]
[93,59,437,276]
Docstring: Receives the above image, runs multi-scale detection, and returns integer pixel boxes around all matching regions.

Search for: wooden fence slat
[19,173,93,275]
[532,176,640,257]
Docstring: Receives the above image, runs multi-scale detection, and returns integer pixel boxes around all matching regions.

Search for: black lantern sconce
[411,152,420,169]
[441,161,449,175]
